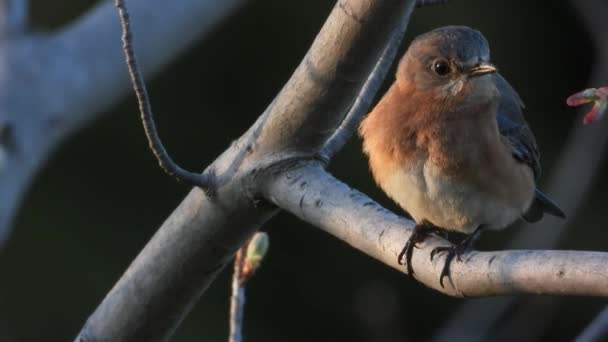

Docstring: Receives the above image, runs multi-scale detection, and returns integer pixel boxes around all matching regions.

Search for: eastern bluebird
[359,26,565,287]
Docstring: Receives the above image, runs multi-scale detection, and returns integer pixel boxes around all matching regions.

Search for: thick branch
[77,0,419,340]
[319,0,448,161]
[77,183,278,342]
[320,5,410,160]
[254,0,416,156]
[78,0,608,339]
[264,163,608,297]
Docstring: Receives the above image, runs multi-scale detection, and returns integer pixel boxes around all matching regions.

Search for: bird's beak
[467,63,497,78]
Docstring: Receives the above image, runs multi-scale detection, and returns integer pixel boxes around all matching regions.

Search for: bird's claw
[430,243,470,288]
[398,234,419,277]
[398,221,439,277]
[430,246,448,261]
[397,239,412,265]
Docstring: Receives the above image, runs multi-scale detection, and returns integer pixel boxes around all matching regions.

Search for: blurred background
[0,0,606,341]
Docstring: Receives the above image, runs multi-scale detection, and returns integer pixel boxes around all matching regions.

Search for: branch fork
[77,0,608,341]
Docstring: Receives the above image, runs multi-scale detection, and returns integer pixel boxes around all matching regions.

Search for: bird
[358,26,565,287]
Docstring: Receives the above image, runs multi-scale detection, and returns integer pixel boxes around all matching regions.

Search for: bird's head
[397,26,498,104]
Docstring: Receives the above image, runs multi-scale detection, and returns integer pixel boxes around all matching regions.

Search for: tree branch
[0,0,27,39]
[76,1,419,340]
[0,0,246,244]
[229,248,246,342]
[78,0,608,338]
[77,182,277,342]
[114,0,212,190]
[320,0,449,161]
[432,93,608,342]
[576,306,608,342]
[319,0,450,163]
[320,3,412,160]
[264,163,608,297]
[252,0,416,156]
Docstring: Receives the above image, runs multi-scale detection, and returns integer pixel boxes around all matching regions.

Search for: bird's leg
[430,225,485,288]
[398,220,443,277]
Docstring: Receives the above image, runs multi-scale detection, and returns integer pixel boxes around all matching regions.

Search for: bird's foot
[429,242,469,288]
[398,221,442,277]
[430,226,484,288]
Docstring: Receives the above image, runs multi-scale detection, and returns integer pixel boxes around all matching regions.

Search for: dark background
[0,0,606,341]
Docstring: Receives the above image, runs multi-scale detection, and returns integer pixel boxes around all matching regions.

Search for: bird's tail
[522,189,566,223]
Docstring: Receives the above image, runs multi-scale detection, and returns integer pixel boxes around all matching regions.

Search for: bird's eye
[432,59,451,76]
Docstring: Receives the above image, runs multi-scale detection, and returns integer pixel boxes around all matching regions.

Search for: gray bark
[264,164,608,297]
[0,0,596,340]
[77,0,418,340]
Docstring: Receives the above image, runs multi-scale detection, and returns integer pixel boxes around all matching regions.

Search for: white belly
[380,158,530,234]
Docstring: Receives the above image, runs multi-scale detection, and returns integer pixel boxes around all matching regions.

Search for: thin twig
[115,0,213,191]
[228,233,269,342]
[229,248,246,342]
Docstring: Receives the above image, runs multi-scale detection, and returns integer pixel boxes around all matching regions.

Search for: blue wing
[494,73,541,180]
[494,73,565,221]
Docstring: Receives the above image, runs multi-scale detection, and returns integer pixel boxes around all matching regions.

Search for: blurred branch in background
[432,0,608,340]
[576,306,608,342]
[0,0,27,39]
[0,0,247,246]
